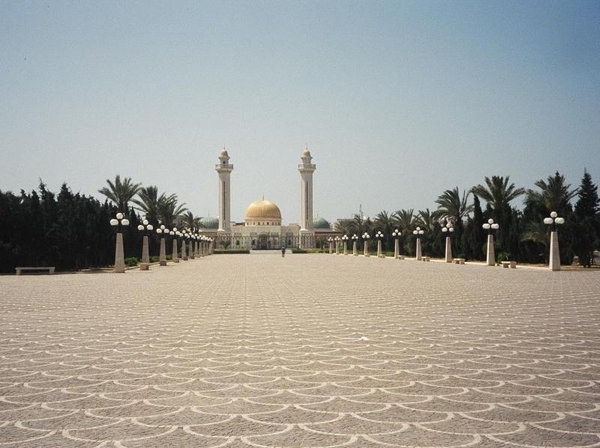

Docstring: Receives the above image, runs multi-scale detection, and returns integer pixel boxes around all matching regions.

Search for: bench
[501,261,517,269]
[422,256,430,262]
[15,267,55,275]
[453,258,465,265]
[398,255,405,260]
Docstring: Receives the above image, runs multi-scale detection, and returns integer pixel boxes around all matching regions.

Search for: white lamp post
[544,211,565,271]
[375,231,384,258]
[441,222,454,263]
[342,235,348,255]
[137,219,154,270]
[171,227,179,263]
[363,232,370,257]
[335,236,340,255]
[180,231,188,261]
[328,237,333,254]
[412,227,424,261]
[110,213,129,273]
[352,234,358,256]
[482,219,499,266]
[156,225,167,266]
[392,229,401,259]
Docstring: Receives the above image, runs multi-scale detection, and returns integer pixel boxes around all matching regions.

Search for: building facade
[200,148,338,250]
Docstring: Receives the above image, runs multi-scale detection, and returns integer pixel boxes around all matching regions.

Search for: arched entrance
[258,233,269,250]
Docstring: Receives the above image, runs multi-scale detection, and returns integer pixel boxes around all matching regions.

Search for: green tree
[133,186,161,224]
[374,210,395,251]
[157,194,187,228]
[472,175,525,212]
[472,175,525,256]
[573,170,599,267]
[526,171,578,216]
[435,187,473,224]
[524,171,577,264]
[98,175,141,214]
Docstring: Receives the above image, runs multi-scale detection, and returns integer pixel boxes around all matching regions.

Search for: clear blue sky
[1,0,599,224]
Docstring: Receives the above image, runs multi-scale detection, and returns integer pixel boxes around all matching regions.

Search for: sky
[1,0,599,225]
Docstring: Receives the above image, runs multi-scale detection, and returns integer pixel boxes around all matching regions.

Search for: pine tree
[574,170,599,267]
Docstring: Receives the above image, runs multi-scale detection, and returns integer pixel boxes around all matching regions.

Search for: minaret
[215,147,233,233]
[298,147,316,234]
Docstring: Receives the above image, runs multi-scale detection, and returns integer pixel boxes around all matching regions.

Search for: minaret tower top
[215,147,233,233]
[298,147,316,234]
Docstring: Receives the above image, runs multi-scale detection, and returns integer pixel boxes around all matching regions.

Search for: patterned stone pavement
[1,253,599,447]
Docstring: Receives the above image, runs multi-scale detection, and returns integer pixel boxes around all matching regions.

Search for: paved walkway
[1,254,599,447]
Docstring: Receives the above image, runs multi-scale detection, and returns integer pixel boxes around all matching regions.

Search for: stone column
[114,232,125,273]
[549,230,561,271]
[445,236,452,263]
[159,237,167,266]
[142,235,150,264]
[486,234,495,266]
[173,239,179,263]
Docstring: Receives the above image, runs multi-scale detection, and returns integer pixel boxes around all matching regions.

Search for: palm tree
[133,186,160,224]
[526,171,578,215]
[414,208,441,233]
[157,194,187,228]
[435,187,473,224]
[471,176,525,213]
[393,209,415,234]
[181,211,201,231]
[98,175,141,214]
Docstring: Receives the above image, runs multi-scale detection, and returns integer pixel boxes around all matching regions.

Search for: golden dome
[245,199,281,219]
[244,199,282,226]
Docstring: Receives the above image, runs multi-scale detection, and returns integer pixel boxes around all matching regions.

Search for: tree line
[334,171,599,267]
[0,170,598,272]
[0,176,194,273]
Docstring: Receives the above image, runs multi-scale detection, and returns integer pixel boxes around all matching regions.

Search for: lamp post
[352,234,358,256]
[188,234,195,259]
[342,235,348,255]
[482,219,499,266]
[544,211,565,271]
[172,228,179,263]
[110,212,129,273]
[180,231,188,261]
[191,234,198,259]
[156,225,167,266]
[412,227,424,261]
[335,236,340,255]
[441,222,454,263]
[375,231,384,258]
[392,229,401,259]
[202,235,208,257]
[328,237,333,254]
[363,232,370,257]
[137,219,154,270]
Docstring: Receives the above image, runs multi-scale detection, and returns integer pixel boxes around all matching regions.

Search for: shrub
[124,257,139,267]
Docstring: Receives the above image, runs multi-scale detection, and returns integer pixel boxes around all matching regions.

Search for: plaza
[1,254,599,447]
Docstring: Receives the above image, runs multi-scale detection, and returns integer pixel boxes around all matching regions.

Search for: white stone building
[200,148,337,250]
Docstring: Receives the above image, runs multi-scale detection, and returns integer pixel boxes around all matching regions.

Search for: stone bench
[453,258,465,264]
[501,261,517,269]
[397,255,405,260]
[422,256,430,262]
[15,266,55,275]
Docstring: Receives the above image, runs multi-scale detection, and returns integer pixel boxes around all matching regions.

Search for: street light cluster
[110,214,213,273]
[326,213,565,272]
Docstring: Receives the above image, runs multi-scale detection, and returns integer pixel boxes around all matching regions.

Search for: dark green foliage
[0,183,116,272]
[573,170,600,267]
